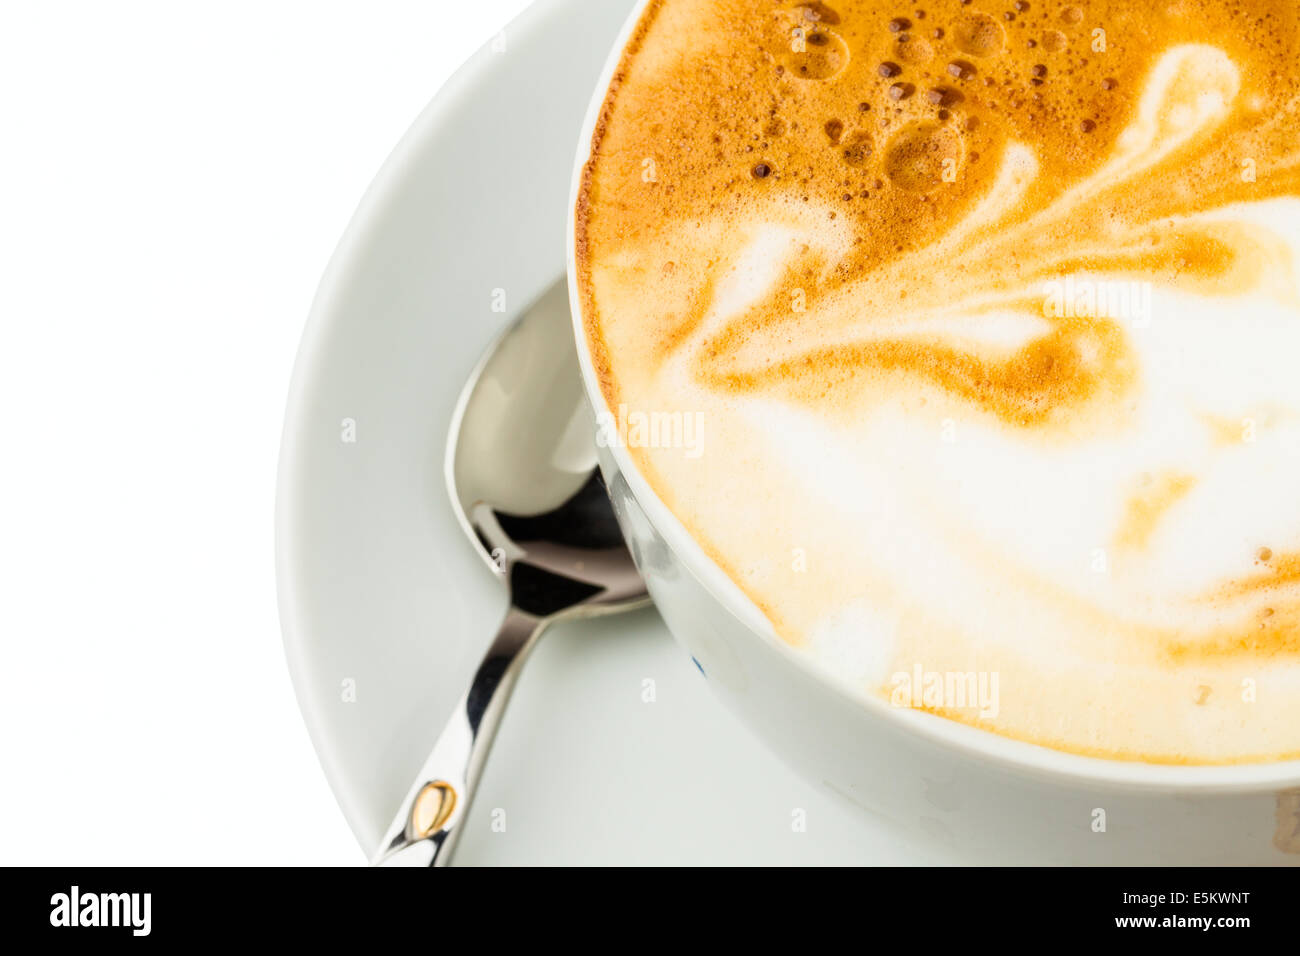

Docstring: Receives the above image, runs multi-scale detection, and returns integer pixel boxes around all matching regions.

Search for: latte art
[575,0,1300,762]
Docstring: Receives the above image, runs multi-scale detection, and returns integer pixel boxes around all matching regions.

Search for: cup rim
[564,0,1300,794]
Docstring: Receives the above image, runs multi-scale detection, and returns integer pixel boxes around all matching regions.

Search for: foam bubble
[951,11,1005,57]
[883,121,965,192]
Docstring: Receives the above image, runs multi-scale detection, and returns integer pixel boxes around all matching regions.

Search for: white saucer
[276,0,952,865]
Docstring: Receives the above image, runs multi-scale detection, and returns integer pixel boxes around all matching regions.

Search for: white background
[0,0,532,865]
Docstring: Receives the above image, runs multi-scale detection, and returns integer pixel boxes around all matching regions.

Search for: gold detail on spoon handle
[410,781,458,838]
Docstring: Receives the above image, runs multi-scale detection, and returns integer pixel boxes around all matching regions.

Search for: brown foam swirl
[580,2,1300,414]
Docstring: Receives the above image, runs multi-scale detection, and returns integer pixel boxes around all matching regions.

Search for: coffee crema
[575,0,1300,763]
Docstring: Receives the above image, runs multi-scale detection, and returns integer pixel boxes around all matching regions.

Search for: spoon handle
[371,604,546,866]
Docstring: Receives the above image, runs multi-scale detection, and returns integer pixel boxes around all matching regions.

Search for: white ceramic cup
[564,0,1300,865]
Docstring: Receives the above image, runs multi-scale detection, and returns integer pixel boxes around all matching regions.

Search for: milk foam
[577,0,1300,762]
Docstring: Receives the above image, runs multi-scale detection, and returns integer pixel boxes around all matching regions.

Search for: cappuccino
[575,0,1300,763]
